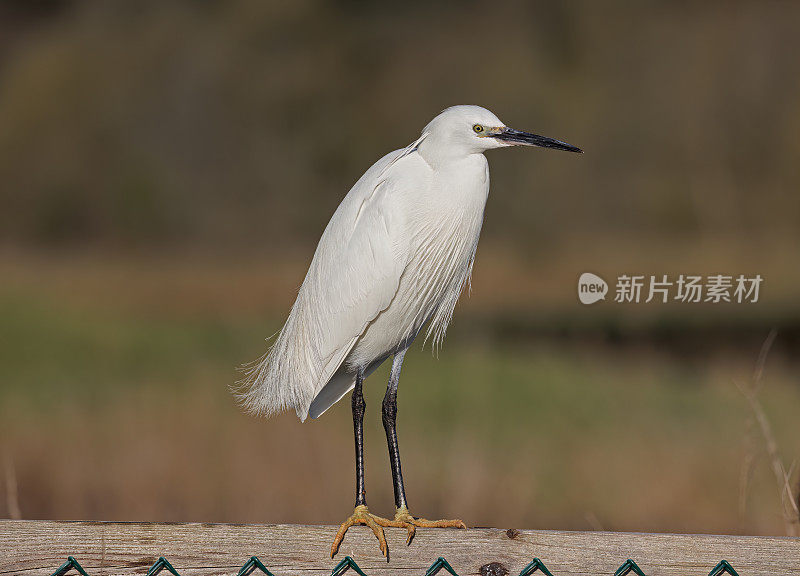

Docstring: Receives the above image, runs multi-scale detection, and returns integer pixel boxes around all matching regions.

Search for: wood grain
[1,521,798,576]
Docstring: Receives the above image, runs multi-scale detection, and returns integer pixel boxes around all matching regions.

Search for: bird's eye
[473,124,484,134]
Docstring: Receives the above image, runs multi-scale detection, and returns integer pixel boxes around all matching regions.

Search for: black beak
[494,127,582,153]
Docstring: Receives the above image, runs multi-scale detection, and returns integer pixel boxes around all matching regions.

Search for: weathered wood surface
[1,521,798,576]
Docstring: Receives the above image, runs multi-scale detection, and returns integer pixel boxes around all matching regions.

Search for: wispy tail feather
[233,300,322,422]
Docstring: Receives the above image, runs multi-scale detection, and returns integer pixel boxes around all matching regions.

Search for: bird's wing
[237,136,427,422]
[298,138,426,418]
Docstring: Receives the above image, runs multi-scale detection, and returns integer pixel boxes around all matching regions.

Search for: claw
[331,517,354,558]
[366,517,388,557]
[331,505,391,559]
[404,523,415,545]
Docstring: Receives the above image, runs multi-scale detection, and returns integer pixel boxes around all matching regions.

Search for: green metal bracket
[518,558,554,576]
[146,557,182,576]
[708,560,739,576]
[237,556,275,576]
[425,557,460,576]
[614,559,647,576]
[51,557,91,576]
[331,556,369,576]
[37,552,747,576]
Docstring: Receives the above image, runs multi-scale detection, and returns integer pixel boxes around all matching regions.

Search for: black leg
[332,368,397,559]
[352,368,367,508]
[333,352,463,559]
[382,349,408,510]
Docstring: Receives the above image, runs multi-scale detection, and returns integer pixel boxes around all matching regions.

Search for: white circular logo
[578,272,608,305]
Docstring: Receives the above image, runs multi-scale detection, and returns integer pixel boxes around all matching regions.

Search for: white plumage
[237,105,580,422]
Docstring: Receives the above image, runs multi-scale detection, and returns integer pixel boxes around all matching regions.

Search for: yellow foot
[331,505,397,559]
[390,506,467,545]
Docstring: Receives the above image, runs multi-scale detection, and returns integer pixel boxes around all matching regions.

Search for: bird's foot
[390,505,467,545]
[330,505,397,559]
[329,505,466,558]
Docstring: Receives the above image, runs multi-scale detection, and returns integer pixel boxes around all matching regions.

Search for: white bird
[238,105,581,558]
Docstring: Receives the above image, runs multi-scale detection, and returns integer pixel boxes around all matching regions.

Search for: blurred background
[1,1,799,536]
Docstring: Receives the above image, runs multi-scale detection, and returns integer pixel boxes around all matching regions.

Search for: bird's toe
[404,523,416,545]
[392,506,467,531]
[364,516,388,558]
[330,506,393,559]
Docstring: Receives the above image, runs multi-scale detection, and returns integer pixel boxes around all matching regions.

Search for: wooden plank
[0,521,798,576]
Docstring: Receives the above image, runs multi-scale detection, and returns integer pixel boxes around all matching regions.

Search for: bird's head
[418,105,582,162]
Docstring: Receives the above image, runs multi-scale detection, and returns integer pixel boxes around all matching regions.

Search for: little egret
[238,105,581,558]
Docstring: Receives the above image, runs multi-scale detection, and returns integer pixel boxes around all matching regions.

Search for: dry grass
[2,450,21,520]
[737,330,800,536]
